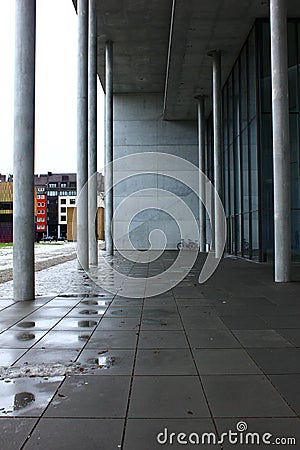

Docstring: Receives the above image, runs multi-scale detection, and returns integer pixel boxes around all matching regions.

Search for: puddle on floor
[0,376,63,416]
[17,333,36,341]
[77,320,97,328]
[81,299,110,306]
[57,294,84,298]
[86,355,115,370]
[17,322,36,329]
[78,309,101,315]
[13,392,35,410]
[77,334,90,341]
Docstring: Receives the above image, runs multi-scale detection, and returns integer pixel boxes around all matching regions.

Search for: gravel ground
[0,242,77,286]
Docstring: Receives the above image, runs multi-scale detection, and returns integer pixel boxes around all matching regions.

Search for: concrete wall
[113,93,199,250]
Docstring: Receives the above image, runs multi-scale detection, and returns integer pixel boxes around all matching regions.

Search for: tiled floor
[0,253,300,449]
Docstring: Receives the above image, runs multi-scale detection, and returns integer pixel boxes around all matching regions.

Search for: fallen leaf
[98,349,108,355]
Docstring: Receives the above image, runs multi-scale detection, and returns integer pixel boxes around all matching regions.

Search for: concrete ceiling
[73,0,300,120]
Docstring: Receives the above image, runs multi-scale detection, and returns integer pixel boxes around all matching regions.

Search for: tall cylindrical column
[211,51,223,258]
[77,0,89,270]
[105,41,114,256]
[196,96,206,252]
[88,0,98,266]
[270,0,291,282]
[13,0,36,301]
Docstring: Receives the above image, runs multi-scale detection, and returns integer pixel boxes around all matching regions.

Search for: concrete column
[88,0,98,266]
[210,50,223,258]
[77,0,89,270]
[13,0,36,301]
[196,96,206,252]
[270,0,291,282]
[105,41,114,256]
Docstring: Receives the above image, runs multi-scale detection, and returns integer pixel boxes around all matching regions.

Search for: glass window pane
[261,22,271,113]
[240,45,248,131]
[229,143,235,216]
[252,211,260,260]
[249,120,258,212]
[241,128,249,214]
[248,28,257,120]
[288,23,298,112]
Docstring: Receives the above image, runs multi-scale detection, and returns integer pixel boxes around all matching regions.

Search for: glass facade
[206,19,300,261]
[259,20,300,261]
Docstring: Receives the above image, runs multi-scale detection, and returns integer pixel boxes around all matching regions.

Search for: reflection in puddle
[14,392,35,410]
[17,333,35,341]
[78,334,90,341]
[58,294,82,298]
[18,322,36,329]
[85,294,107,298]
[79,309,98,315]
[81,300,98,305]
[81,300,109,307]
[77,321,97,328]
[86,356,115,369]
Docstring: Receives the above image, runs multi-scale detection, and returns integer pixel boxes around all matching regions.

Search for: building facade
[0,181,13,243]
[206,19,300,262]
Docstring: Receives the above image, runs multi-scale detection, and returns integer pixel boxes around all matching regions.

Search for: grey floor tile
[11,318,61,331]
[215,417,300,449]
[201,375,294,417]
[111,298,143,306]
[173,288,204,299]
[143,302,177,310]
[85,330,138,349]
[0,418,37,450]
[15,349,79,366]
[52,318,99,331]
[232,330,293,348]
[0,377,63,416]
[269,374,300,415]
[0,349,27,366]
[135,349,196,375]
[77,349,135,375]
[26,308,73,318]
[141,317,183,330]
[193,349,261,375]
[187,329,241,348]
[260,315,300,329]
[128,376,210,418]
[67,308,106,318]
[143,299,175,309]
[124,418,221,450]
[0,300,15,308]
[45,376,131,418]
[182,316,227,330]
[138,330,188,348]
[35,331,92,349]
[97,318,140,330]
[105,307,142,318]
[247,348,300,374]
[142,309,179,319]
[178,307,216,317]
[80,299,111,307]
[0,321,13,332]
[276,329,300,346]
[45,299,80,307]
[0,330,47,348]
[24,418,124,450]
[219,315,271,330]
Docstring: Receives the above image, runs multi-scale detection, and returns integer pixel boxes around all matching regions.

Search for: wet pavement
[0,253,299,449]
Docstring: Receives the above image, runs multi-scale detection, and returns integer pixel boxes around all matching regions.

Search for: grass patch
[0,243,13,248]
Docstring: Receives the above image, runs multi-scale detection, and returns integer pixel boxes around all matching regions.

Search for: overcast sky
[0,0,104,176]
